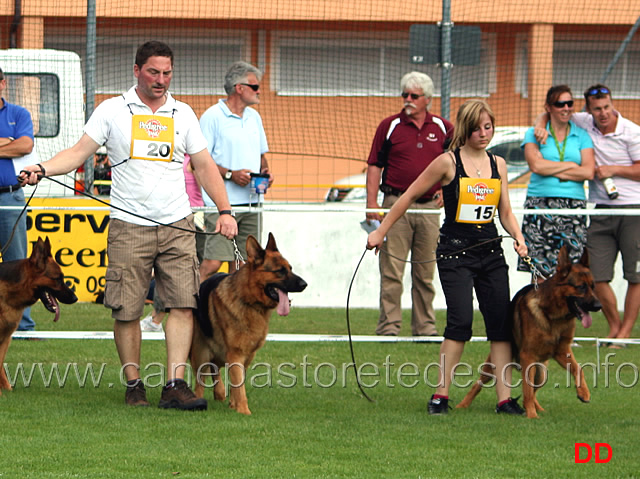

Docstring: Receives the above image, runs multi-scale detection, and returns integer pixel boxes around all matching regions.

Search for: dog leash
[346,248,376,403]
[20,172,231,238]
[520,255,548,285]
[22,172,249,272]
[380,236,548,284]
[378,235,507,264]
[346,235,526,403]
[232,238,245,270]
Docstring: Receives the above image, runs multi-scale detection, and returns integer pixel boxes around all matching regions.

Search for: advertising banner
[26,198,109,302]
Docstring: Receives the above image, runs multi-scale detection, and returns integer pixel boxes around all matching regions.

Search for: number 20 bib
[455,177,501,224]
[130,115,175,162]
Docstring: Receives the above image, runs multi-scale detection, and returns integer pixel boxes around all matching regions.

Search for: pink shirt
[183,154,204,207]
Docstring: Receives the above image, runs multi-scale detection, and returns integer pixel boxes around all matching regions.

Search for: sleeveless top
[440,148,501,241]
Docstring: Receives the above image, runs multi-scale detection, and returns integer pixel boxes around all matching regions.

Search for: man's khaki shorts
[104,217,199,321]
[202,211,260,261]
[587,209,640,283]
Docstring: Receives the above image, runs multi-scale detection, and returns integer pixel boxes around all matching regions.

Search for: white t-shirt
[573,111,640,205]
[84,87,209,225]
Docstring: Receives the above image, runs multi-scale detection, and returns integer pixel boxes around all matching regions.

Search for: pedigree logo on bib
[140,118,167,138]
[130,114,175,162]
[455,177,501,224]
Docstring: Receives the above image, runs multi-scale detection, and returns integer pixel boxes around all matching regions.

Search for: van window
[5,73,60,138]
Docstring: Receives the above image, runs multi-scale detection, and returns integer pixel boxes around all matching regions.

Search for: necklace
[468,157,482,177]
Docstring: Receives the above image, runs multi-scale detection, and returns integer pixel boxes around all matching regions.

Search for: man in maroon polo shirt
[366,72,453,336]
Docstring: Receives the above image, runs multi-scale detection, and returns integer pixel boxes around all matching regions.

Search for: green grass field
[2,303,639,478]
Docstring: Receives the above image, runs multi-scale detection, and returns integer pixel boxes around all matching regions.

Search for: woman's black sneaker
[495,397,525,415]
[427,395,450,415]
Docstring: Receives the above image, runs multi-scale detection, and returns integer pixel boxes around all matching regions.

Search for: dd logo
[574,443,612,463]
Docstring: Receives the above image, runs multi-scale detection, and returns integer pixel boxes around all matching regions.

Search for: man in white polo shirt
[20,41,238,409]
[573,84,640,342]
[199,61,272,281]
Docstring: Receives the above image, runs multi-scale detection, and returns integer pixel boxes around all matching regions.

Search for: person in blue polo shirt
[0,67,37,331]
[198,61,272,281]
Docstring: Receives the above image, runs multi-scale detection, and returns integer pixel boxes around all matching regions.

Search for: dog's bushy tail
[196,273,228,338]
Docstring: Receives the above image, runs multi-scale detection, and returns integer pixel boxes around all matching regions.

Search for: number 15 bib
[130,115,175,162]
[455,177,501,224]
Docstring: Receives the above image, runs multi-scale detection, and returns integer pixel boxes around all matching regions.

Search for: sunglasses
[553,100,574,108]
[239,83,260,91]
[587,87,610,96]
[401,92,424,100]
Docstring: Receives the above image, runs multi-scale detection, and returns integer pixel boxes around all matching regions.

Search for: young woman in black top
[367,100,528,415]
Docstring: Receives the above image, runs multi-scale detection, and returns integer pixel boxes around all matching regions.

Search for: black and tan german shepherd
[0,237,78,394]
[191,233,307,415]
[456,246,601,418]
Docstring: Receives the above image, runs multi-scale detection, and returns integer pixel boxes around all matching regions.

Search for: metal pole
[599,15,640,84]
[84,0,97,193]
[440,0,452,120]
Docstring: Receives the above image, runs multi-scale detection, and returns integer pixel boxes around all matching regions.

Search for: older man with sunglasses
[199,61,272,281]
[536,84,640,342]
[365,72,453,337]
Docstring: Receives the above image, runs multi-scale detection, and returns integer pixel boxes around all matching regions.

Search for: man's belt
[380,184,432,203]
[0,183,22,194]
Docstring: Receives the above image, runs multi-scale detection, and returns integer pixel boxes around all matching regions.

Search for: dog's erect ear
[29,237,50,271]
[42,237,52,256]
[555,245,571,277]
[265,232,278,252]
[245,235,265,264]
[579,247,590,268]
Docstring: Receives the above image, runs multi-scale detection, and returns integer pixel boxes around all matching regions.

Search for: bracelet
[37,163,47,177]
[219,210,234,216]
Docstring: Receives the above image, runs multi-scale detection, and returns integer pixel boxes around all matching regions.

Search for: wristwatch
[224,170,233,180]
[219,210,235,216]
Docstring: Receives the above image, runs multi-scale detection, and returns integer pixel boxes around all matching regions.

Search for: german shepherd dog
[0,237,78,394]
[456,246,601,418]
[191,233,307,415]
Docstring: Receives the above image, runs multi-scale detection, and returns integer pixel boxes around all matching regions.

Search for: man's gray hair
[400,72,434,98]
[224,61,262,95]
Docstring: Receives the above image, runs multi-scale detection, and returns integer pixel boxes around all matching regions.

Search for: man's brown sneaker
[125,380,150,407]
[158,379,207,411]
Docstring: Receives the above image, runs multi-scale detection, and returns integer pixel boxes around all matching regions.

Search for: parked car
[325,127,530,203]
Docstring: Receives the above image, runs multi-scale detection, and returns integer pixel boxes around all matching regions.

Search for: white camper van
[0,49,84,196]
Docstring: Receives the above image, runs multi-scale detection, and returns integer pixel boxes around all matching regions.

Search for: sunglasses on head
[401,92,424,100]
[239,83,260,91]
[587,87,610,96]
[553,100,574,108]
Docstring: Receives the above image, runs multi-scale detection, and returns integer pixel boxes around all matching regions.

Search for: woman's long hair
[449,100,496,151]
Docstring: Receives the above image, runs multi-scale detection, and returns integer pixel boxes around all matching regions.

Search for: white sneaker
[140,314,163,332]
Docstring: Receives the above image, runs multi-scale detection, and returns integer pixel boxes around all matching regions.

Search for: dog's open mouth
[266,285,291,316]
[39,289,61,322]
[568,296,601,329]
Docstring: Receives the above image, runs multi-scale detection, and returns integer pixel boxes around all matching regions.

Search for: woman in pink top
[183,154,204,207]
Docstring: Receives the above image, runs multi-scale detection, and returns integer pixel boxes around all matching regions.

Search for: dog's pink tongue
[276,288,290,316]
[580,311,592,329]
[52,298,61,322]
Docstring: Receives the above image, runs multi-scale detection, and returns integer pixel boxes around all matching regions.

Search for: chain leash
[232,238,245,271]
